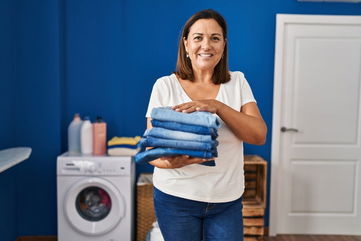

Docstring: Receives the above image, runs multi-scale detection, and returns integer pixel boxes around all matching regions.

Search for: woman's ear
[183,37,188,52]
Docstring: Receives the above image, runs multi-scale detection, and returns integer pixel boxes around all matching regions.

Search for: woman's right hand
[149,155,209,169]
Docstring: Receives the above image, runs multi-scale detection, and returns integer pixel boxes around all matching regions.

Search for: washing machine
[57,153,135,241]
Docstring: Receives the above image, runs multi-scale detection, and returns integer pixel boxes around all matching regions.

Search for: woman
[145,9,267,241]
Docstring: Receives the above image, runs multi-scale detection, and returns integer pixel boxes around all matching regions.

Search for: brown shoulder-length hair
[175,9,231,84]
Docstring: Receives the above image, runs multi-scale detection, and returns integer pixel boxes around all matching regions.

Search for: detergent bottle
[80,117,93,154]
[93,116,107,155]
[68,113,82,154]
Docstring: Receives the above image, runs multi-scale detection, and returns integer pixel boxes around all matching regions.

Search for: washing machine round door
[64,177,125,236]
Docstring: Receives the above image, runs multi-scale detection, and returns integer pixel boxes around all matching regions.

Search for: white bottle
[80,117,93,154]
[68,113,82,154]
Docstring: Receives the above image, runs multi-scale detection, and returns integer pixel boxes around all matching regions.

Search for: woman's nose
[201,38,211,50]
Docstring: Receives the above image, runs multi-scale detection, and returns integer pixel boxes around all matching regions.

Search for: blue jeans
[144,127,215,142]
[139,137,218,151]
[151,119,218,137]
[151,107,221,129]
[154,187,244,241]
[134,147,216,166]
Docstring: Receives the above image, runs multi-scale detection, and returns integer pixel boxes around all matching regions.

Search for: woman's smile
[198,53,214,59]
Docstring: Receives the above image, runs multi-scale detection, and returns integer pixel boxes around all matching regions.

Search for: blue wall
[1,0,361,239]
[0,0,15,149]
[0,169,17,241]
[0,0,17,240]
[14,0,62,236]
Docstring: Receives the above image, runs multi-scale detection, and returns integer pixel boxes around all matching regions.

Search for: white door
[270,14,361,235]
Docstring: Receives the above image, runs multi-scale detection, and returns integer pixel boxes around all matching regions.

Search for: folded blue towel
[151,107,221,129]
[151,119,218,137]
[144,127,215,142]
[139,137,218,152]
[134,147,216,166]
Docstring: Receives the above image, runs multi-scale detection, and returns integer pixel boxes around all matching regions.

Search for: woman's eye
[212,37,220,41]
[194,36,202,40]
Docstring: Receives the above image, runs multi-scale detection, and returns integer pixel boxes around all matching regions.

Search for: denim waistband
[151,119,218,137]
[144,127,214,142]
[151,107,221,129]
[134,147,217,166]
[139,137,218,152]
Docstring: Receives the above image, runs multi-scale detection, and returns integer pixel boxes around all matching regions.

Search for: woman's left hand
[173,100,221,113]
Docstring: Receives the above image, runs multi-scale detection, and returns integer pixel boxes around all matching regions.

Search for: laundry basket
[137,173,156,241]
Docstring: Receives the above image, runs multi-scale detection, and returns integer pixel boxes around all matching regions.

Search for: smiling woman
[144,9,267,241]
[183,19,225,77]
[176,10,230,84]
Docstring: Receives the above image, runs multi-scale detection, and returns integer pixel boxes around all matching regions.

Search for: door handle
[281,126,299,132]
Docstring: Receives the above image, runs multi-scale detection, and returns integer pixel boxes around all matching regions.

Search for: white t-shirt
[146,71,256,203]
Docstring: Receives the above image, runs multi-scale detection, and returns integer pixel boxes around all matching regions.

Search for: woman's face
[184,18,226,73]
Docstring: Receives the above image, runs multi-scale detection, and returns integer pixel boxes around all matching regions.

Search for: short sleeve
[145,78,168,117]
[239,73,256,106]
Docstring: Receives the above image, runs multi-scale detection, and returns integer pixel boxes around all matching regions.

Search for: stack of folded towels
[135,107,221,166]
[107,136,141,156]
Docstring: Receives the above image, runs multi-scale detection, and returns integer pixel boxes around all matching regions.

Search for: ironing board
[0,147,32,173]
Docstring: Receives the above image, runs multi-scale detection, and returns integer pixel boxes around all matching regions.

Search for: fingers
[173,103,198,113]
[159,156,171,160]
[173,100,217,113]
[149,155,209,169]
[149,159,173,169]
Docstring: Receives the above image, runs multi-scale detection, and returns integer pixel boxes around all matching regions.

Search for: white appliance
[57,153,135,241]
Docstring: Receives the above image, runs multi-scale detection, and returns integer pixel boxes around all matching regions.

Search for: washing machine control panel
[59,158,131,176]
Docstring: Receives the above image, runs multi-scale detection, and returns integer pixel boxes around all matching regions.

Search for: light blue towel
[144,127,214,142]
[151,107,221,129]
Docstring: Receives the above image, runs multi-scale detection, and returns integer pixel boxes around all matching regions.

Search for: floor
[263,235,361,241]
[15,235,361,241]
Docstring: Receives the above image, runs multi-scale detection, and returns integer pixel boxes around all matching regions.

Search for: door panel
[271,14,361,235]
[290,160,356,213]
[293,38,361,145]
